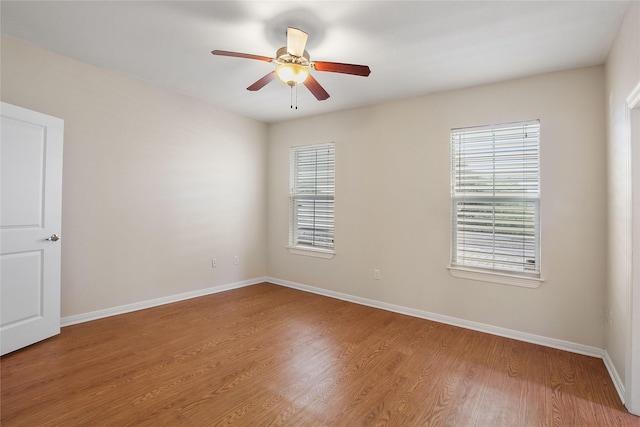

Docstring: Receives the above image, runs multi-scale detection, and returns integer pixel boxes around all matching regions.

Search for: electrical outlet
[233,255,239,265]
[211,258,217,268]
[374,269,381,280]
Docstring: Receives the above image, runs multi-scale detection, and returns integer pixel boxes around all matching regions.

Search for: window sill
[287,246,335,259]
[447,266,543,288]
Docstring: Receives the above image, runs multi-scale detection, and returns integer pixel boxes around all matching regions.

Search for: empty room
[1,1,640,425]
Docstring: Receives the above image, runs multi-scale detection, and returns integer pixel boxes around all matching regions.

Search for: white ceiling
[0,1,631,123]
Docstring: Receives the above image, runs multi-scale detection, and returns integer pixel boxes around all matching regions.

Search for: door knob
[46,234,60,242]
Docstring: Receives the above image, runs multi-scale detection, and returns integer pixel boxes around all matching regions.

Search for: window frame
[448,120,543,288]
[287,142,335,259]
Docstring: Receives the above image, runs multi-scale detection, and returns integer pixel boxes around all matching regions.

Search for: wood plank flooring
[1,283,638,426]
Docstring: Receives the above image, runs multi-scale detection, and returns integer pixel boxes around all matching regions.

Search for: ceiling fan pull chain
[290,85,299,110]
[290,86,293,109]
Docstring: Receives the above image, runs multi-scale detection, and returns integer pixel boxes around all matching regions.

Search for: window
[289,143,335,256]
[450,120,541,286]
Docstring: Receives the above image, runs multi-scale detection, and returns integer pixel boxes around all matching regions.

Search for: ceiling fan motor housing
[275,47,310,66]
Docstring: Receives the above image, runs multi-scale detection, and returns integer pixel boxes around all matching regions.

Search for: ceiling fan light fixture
[276,63,309,86]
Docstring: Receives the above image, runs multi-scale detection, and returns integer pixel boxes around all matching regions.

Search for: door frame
[626,81,640,416]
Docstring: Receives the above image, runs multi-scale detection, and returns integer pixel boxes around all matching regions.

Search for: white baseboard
[267,276,604,359]
[603,350,626,404]
[63,276,604,358]
[61,276,617,400]
[61,277,266,327]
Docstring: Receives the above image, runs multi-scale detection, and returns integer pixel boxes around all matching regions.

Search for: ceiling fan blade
[212,50,273,63]
[303,74,330,101]
[312,61,371,77]
[247,71,277,91]
[287,27,308,57]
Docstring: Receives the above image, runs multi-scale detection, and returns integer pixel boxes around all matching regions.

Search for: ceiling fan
[212,27,371,102]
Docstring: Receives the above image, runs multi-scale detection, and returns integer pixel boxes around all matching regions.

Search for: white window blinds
[289,143,335,251]
[451,120,540,275]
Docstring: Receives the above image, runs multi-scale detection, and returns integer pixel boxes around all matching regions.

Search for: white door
[1,102,64,356]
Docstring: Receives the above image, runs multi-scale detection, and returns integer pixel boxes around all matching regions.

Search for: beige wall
[605,1,640,395]
[1,36,268,317]
[268,66,607,348]
[1,33,611,350]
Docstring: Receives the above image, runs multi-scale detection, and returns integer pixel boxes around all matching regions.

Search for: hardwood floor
[1,283,638,426]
